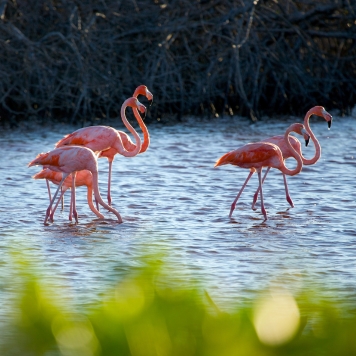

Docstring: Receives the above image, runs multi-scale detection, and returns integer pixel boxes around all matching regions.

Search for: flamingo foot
[286,196,294,208]
[229,203,236,218]
[251,192,259,210]
[44,207,52,224]
[261,206,268,220]
[73,211,78,224]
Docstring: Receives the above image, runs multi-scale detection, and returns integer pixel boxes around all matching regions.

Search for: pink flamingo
[55,96,148,206]
[251,106,332,209]
[98,85,153,204]
[214,123,308,220]
[32,168,103,222]
[28,146,122,224]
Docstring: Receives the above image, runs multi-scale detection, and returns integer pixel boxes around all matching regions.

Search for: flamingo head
[312,106,333,129]
[124,97,147,120]
[303,132,310,147]
[133,85,153,106]
[288,123,310,146]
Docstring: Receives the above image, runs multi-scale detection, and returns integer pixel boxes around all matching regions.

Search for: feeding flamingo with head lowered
[214,123,308,221]
[251,106,332,209]
[55,96,147,206]
[33,168,102,222]
[28,146,122,225]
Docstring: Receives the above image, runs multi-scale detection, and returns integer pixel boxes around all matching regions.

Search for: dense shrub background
[0,0,355,126]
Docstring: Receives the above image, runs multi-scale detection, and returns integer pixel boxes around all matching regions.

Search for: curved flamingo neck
[301,109,321,165]
[86,185,104,219]
[120,103,142,157]
[91,171,122,222]
[279,128,303,176]
[133,108,150,153]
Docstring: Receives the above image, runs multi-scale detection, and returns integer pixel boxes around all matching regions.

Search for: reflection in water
[0,115,356,310]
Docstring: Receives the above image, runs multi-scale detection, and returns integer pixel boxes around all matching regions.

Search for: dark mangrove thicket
[0,0,355,126]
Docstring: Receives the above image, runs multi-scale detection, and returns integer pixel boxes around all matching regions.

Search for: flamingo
[28,146,122,224]
[32,168,103,222]
[97,85,153,204]
[251,106,332,209]
[55,96,147,206]
[214,123,308,220]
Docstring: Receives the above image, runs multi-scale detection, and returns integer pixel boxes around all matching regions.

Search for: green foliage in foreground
[1,258,356,356]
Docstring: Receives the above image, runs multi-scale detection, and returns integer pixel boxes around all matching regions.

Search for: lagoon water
[0,113,355,311]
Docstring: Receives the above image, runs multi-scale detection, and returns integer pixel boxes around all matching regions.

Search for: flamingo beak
[148,99,153,106]
[328,120,332,129]
[28,158,40,167]
[302,130,310,147]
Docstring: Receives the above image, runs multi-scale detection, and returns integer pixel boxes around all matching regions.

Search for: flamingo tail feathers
[28,152,50,167]
[214,151,237,167]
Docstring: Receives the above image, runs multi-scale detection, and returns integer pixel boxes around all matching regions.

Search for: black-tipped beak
[328,120,332,128]
[148,99,153,107]
[305,137,310,147]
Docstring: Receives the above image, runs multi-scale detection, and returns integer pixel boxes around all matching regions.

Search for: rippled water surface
[1,114,355,309]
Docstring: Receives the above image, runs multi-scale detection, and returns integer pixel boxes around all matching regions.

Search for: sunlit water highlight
[0,114,355,311]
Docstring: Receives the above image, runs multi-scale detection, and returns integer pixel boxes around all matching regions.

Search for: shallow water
[0,114,355,310]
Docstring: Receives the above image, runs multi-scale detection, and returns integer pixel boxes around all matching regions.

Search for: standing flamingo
[251,106,332,209]
[55,96,147,206]
[97,85,153,204]
[33,168,103,221]
[28,146,122,224]
[214,123,308,220]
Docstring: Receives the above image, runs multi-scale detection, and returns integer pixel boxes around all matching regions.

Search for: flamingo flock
[28,89,332,224]
[215,106,332,220]
[28,86,152,224]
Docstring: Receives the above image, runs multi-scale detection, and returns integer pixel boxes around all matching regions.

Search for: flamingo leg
[107,160,113,206]
[251,167,270,210]
[257,169,268,220]
[45,179,52,215]
[71,172,78,223]
[61,186,64,210]
[44,174,69,224]
[49,189,66,222]
[68,189,73,221]
[229,171,254,218]
[252,169,295,209]
[46,179,52,202]
[282,174,294,208]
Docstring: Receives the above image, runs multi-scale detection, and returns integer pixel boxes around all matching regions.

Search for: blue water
[0,113,355,311]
